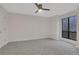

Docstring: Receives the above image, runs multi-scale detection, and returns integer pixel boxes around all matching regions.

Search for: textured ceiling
[0,3,79,17]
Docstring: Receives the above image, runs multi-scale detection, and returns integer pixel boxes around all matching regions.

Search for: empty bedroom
[0,3,79,55]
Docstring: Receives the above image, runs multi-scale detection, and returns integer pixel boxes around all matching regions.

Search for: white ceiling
[0,3,79,17]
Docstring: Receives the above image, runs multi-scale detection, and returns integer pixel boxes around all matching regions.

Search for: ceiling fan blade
[34,3,50,13]
[42,8,50,11]
[35,10,39,13]
[35,3,40,9]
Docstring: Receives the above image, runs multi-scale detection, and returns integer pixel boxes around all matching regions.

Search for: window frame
[62,16,77,41]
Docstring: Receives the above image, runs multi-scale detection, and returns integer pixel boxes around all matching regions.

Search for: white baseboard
[60,38,76,45]
[8,37,50,43]
[0,41,8,48]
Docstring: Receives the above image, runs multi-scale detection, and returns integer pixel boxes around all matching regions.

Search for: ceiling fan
[34,3,50,13]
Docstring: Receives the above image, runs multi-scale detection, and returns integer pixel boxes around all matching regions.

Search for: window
[62,16,76,41]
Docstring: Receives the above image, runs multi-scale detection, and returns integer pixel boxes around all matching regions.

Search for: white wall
[48,16,59,40]
[8,13,51,42]
[0,6,8,48]
[0,6,51,48]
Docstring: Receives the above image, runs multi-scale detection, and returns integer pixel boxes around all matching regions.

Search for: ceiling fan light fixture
[39,9,43,12]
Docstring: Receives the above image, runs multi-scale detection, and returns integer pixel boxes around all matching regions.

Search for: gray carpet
[0,38,79,55]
